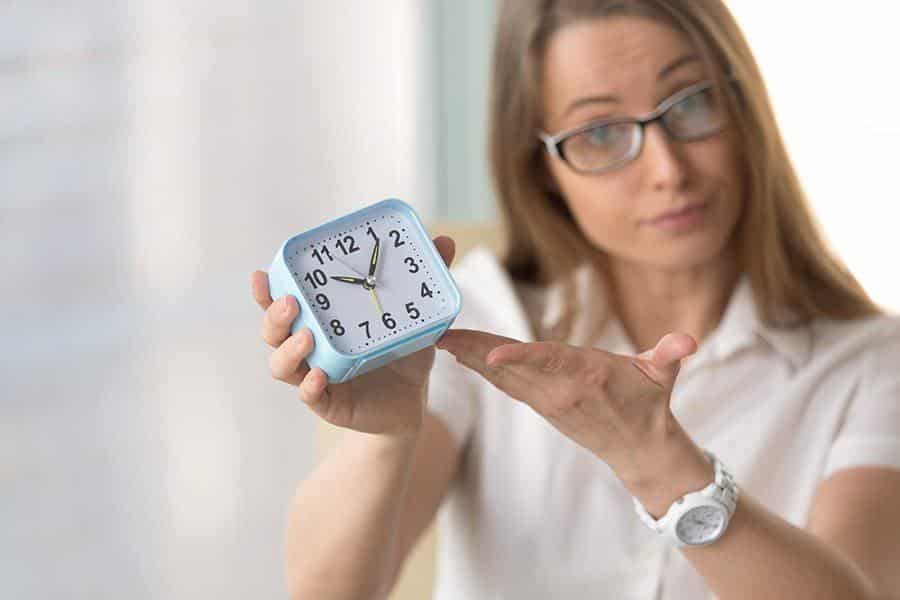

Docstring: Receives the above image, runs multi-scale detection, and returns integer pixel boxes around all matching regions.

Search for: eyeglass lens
[562,86,724,173]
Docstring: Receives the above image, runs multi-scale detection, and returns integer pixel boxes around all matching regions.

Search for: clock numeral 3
[304,269,328,289]
[403,257,419,273]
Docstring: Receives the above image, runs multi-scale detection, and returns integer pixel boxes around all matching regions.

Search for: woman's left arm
[640,443,900,600]
[436,328,900,600]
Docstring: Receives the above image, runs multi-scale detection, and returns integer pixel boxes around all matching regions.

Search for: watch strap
[632,450,739,546]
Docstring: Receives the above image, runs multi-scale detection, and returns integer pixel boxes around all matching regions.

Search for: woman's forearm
[284,427,420,600]
[624,427,880,600]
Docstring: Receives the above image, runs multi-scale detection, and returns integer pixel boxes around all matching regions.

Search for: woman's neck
[603,248,741,353]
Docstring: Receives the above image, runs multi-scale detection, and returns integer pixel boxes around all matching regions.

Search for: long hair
[488,0,881,342]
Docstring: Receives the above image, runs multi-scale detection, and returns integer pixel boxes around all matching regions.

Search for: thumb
[433,235,456,268]
[636,332,697,388]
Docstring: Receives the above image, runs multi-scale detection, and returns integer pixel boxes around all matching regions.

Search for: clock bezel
[279,198,463,360]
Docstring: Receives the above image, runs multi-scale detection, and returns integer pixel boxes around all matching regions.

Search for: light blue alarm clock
[267,198,463,383]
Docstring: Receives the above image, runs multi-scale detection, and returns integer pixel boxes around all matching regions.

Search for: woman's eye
[587,125,617,146]
[672,91,712,117]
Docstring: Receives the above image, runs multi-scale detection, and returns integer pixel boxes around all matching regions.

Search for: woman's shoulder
[808,312,900,366]
[448,245,546,341]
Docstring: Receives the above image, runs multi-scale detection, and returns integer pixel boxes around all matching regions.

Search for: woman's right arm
[284,410,463,600]
[251,235,464,599]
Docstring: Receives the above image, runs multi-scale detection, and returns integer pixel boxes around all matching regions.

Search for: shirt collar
[533,266,810,371]
[691,274,811,371]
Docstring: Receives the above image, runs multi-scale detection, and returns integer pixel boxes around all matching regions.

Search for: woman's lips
[642,201,710,230]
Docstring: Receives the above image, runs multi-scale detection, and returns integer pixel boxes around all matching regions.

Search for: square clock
[267,198,463,383]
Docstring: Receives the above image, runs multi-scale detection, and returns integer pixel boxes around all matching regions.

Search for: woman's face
[540,16,743,272]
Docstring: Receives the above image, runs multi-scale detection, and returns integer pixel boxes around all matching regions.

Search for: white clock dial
[676,505,727,545]
[285,205,456,355]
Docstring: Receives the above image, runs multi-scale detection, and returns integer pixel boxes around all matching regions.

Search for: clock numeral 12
[335,235,360,255]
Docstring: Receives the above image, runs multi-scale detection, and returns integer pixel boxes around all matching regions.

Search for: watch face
[675,505,727,545]
[286,202,458,355]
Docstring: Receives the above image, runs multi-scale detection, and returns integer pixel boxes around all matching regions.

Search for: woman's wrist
[617,418,714,518]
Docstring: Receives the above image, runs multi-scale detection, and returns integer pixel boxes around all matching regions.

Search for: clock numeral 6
[315,293,330,310]
[330,319,345,336]
[403,256,419,273]
[382,312,397,330]
[405,302,421,320]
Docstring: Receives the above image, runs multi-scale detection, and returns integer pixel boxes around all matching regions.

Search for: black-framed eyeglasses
[537,78,736,175]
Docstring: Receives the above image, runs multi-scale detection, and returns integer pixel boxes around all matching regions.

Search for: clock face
[285,203,458,355]
[675,505,726,545]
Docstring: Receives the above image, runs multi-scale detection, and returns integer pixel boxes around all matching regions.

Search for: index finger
[251,270,273,310]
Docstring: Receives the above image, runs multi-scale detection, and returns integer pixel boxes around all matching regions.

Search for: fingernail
[282,296,292,316]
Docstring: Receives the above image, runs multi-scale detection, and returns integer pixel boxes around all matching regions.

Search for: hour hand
[330,275,367,285]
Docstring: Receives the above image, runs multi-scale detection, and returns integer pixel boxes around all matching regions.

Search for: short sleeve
[822,321,900,479]
[426,342,480,448]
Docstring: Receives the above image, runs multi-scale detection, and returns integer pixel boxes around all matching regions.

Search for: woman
[251,1,900,598]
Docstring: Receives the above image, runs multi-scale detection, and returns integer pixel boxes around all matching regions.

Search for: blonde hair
[488,0,881,342]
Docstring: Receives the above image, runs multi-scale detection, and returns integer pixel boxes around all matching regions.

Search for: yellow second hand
[369,288,384,315]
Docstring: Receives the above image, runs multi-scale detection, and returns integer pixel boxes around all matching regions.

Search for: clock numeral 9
[403,256,419,273]
[420,282,433,298]
[315,293,330,310]
[388,229,405,248]
[382,312,397,330]
[330,319,345,336]
[335,235,360,256]
[304,269,328,289]
[405,302,420,320]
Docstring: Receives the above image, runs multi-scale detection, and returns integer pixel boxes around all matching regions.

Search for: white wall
[726,1,900,311]
[1,2,434,598]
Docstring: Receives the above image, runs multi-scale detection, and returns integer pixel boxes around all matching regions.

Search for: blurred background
[2,1,898,598]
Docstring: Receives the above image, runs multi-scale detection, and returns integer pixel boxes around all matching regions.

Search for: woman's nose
[640,121,689,190]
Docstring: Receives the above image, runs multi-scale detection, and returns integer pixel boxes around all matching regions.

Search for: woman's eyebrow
[561,53,701,118]
[659,53,700,80]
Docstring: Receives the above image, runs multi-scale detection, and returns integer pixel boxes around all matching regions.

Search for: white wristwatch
[632,450,739,547]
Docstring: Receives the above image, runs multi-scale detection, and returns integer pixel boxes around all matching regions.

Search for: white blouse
[426,246,900,600]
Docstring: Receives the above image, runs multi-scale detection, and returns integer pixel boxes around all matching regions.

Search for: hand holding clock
[251,235,456,438]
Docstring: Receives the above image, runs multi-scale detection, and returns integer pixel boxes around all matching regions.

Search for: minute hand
[368,239,379,278]
[330,275,367,285]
